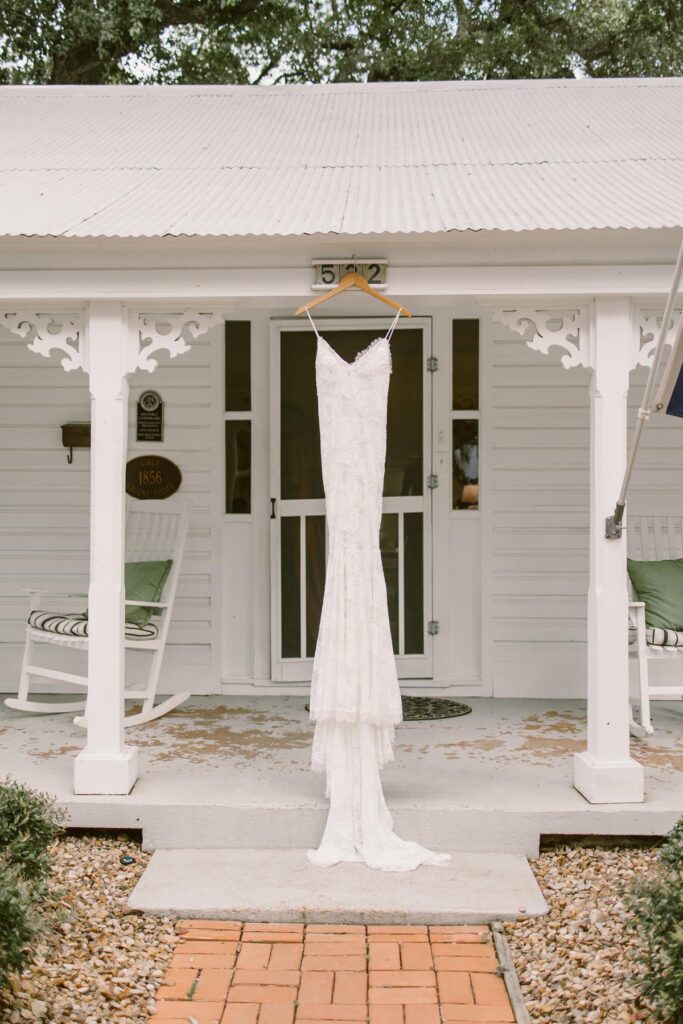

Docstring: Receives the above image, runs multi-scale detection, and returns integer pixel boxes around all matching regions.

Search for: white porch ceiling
[1,78,683,238]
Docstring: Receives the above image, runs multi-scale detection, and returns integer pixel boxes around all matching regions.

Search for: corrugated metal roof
[0,78,682,237]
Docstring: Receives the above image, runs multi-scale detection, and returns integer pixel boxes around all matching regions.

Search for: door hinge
[427,474,439,489]
[427,355,438,372]
[427,620,440,636]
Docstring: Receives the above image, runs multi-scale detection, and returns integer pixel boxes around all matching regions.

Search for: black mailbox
[61,422,91,463]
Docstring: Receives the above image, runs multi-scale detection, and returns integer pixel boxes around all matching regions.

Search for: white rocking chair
[627,514,683,737]
[5,499,191,728]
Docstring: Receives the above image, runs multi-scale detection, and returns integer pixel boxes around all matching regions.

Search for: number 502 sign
[312,259,387,290]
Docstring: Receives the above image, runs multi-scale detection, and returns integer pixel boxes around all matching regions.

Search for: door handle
[271,498,277,519]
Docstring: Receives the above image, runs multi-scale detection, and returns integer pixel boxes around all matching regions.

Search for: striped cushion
[28,610,158,641]
[629,623,683,647]
[646,625,683,647]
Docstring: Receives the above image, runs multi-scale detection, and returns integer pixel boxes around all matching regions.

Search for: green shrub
[0,775,64,884]
[627,819,683,1023]
[0,861,43,989]
[0,777,64,990]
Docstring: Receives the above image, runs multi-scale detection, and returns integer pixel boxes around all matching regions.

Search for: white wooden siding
[628,362,683,515]
[4,309,683,700]
[487,322,591,697]
[0,326,217,693]
[487,318,683,698]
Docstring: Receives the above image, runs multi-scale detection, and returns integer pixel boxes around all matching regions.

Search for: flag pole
[605,236,683,539]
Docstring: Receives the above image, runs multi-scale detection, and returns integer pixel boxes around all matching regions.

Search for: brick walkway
[149,920,516,1024]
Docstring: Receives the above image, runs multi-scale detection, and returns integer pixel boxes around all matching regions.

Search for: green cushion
[124,560,173,626]
[627,557,683,630]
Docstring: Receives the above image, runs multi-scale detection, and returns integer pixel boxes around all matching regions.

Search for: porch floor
[2,696,682,855]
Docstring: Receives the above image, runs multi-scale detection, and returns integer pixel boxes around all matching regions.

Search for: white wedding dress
[305,308,450,872]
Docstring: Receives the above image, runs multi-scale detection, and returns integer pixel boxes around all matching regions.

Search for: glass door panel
[271,320,432,681]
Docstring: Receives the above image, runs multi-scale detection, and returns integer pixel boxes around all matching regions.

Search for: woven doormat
[401,696,472,721]
[304,697,472,721]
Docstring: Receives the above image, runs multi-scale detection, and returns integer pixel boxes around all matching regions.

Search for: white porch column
[493,302,644,805]
[73,303,136,795]
[574,298,644,803]
[2,305,222,796]
[72,306,221,795]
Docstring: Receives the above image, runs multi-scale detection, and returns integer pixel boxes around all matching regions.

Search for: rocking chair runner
[5,498,191,728]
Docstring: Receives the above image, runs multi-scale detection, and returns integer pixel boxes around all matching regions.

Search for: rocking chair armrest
[628,601,647,647]
[124,600,168,608]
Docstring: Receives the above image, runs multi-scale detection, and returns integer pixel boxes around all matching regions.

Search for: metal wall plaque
[126,455,181,500]
[312,259,387,291]
[136,389,164,442]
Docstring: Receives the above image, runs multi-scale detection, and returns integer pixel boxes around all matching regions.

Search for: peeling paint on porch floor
[1,696,682,854]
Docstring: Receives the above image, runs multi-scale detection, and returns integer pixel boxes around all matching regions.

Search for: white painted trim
[491,306,589,369]
[574,298,644,803]
[251,312,271,682]
[269,317,283,681]
[430,311,452,686]
[0,264,682,303]
[452,410,480,421]
[74,302,136,794]
[422,317,434,665]
[1,311,84,370]
[479,311,495,697]
[219,679,482,697]
[209,323,225,694]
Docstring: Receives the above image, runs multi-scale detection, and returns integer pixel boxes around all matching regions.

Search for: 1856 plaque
[136,390,164,442]
[126,455,182,500]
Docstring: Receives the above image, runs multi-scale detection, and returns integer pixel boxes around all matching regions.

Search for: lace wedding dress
[305,308,450,872]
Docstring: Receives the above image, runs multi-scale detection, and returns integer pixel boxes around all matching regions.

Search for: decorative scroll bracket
[2,312,84,372]
[634,308,681,368]
[2,307,222,377]
[131,310,221,374]
[492,307,590,369]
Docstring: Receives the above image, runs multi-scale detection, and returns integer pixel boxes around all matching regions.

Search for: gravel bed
[0,835,665,1024]
[504,844,661,1024]
[0,833,176,1024]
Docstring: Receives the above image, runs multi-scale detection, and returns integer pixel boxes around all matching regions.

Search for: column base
[74,745,138,795]
[573,750,644,804]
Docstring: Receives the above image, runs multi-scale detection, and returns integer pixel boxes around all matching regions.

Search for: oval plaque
[126,455,182,500]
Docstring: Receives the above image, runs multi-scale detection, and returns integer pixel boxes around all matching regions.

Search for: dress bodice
[315,333,391,543]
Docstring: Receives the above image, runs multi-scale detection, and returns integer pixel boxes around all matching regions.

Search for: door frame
[268,315,435,684]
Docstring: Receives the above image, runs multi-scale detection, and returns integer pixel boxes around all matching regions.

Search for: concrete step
[122,799,675,858]
[127,848,548,924]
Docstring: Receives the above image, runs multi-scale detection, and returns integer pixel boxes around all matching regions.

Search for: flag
[655,312,683,417]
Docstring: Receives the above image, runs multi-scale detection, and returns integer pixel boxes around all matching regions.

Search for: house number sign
[136,389,164,442]
[312,259,387,290]
[126,455,182,500]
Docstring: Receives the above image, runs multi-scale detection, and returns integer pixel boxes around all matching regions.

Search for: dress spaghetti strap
[306,306,402,343]
[305,306,322,337]
[385,308,402,341]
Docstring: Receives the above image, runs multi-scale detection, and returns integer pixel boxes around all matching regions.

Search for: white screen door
[270,318,433,683]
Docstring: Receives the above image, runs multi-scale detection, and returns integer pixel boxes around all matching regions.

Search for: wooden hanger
[295,271,412,318]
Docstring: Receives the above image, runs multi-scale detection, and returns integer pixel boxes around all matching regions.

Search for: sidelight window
[224,321,252,514]
[452,319,480,510]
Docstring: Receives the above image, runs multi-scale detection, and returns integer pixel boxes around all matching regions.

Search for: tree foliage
[1,0,682,85]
